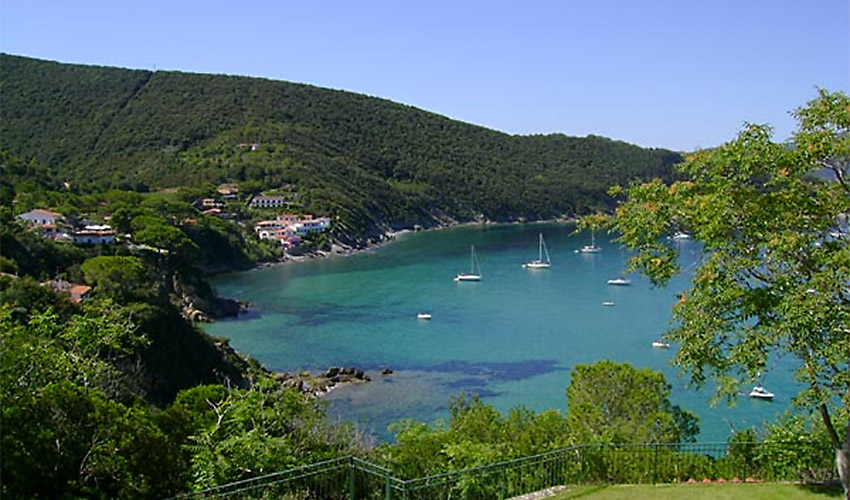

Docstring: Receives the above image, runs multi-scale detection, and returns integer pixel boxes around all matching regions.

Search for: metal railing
[166,441,836,499]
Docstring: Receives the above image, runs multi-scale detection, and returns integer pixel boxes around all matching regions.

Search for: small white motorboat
[652,340,670,348]
[417,313,432,320]
[749,386,774,399]
[607,277,631,286]
[602,301,615,306]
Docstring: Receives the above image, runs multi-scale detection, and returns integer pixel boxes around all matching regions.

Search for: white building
[249,195,289,209]
[73,225,116,245]
[17,208,64,226]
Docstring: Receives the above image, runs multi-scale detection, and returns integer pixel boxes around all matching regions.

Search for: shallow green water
[205,223,796,442]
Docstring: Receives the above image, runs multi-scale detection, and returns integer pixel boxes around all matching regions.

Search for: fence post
[501,466,508,499]
[349,458,356,500]
[652,444,659,484]
[385,469,392,500]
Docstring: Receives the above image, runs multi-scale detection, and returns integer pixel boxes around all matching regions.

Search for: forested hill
[1,53,682,242]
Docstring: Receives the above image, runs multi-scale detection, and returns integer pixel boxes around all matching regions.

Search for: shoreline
[218,216,577,318]
[256,216,577,270]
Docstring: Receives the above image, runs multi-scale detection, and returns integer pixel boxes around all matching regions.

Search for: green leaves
[0,305,177,499]
[81,255,152,301]
[173,380,359,490]
[566,360,699,444]
[607,91,850,477]
[381,393,571,478]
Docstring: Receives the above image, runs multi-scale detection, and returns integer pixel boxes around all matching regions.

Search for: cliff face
[172,273,241,322]
[132,302,252,406]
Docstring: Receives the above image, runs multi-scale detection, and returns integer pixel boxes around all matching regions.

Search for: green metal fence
[166,442,836,500]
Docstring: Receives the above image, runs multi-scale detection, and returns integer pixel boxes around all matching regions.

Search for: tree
[0,305,178,499]
[81,255,152,301]
[178,377,359,490]
[566,360,699,444]
[381,393,571,478]
[605,89,849,496]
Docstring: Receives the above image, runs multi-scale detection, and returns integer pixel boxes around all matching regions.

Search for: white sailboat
[579,231,602,253]
[523,233,551,268]
[607,277,632,286]
[454,245,482,282]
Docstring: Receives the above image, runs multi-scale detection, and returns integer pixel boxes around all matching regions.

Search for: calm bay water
[205,223,797,442]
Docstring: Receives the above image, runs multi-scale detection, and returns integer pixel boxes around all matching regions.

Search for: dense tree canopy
[605,89,849,496]
[566,360,699,444]
[1,54,682,244]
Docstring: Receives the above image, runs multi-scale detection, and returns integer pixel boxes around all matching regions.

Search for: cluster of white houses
[18,196,331,253]
[254,213,331,249]
[16,209,116,245]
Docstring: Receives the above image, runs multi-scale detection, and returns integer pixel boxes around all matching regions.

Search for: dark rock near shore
[276,366,372,396]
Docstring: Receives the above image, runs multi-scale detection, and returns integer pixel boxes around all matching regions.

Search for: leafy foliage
[0,303,363,498]
[0,305,179,499]
[604,89,850,494]
[174,378,361,490]
[379,393,571,478]
[566,360,699,444]
[81,255,153,301]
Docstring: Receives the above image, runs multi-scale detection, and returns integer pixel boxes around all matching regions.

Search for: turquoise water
[205,223,798,442]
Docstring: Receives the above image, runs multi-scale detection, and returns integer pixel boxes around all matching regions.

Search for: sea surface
[205,223,798,442]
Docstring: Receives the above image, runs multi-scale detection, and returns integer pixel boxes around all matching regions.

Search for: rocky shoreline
[273,366,393,397]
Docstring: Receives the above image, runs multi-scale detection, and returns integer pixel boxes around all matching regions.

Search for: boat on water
[417,313,432,320]
[607,277,631,286]
[602,301,615,306]
[749,385,774,399]
[670,232,692,241]
[578,231,602,253]
[454,245,482,282]
[652,340,670,348]
[523,233,551,269]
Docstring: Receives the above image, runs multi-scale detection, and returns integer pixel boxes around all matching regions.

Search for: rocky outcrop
[273,366,372,397]
[172,273,245,322]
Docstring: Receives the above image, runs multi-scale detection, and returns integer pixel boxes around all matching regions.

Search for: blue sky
[2,0,848,151]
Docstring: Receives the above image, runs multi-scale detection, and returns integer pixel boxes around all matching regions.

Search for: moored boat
[455,245,482,282]
[749,385,774,399]
[523,233,551,269]
[578,231,602,253]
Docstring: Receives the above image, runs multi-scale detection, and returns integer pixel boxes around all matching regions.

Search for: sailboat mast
[538,234,543,261]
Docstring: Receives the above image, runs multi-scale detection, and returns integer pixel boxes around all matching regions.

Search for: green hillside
[1,54,681,243]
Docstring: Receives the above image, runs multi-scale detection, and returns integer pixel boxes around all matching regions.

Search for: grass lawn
[547,483,843,500]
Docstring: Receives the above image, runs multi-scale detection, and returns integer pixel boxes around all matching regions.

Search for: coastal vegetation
[1,53,681,245]
[0,51,845,498]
